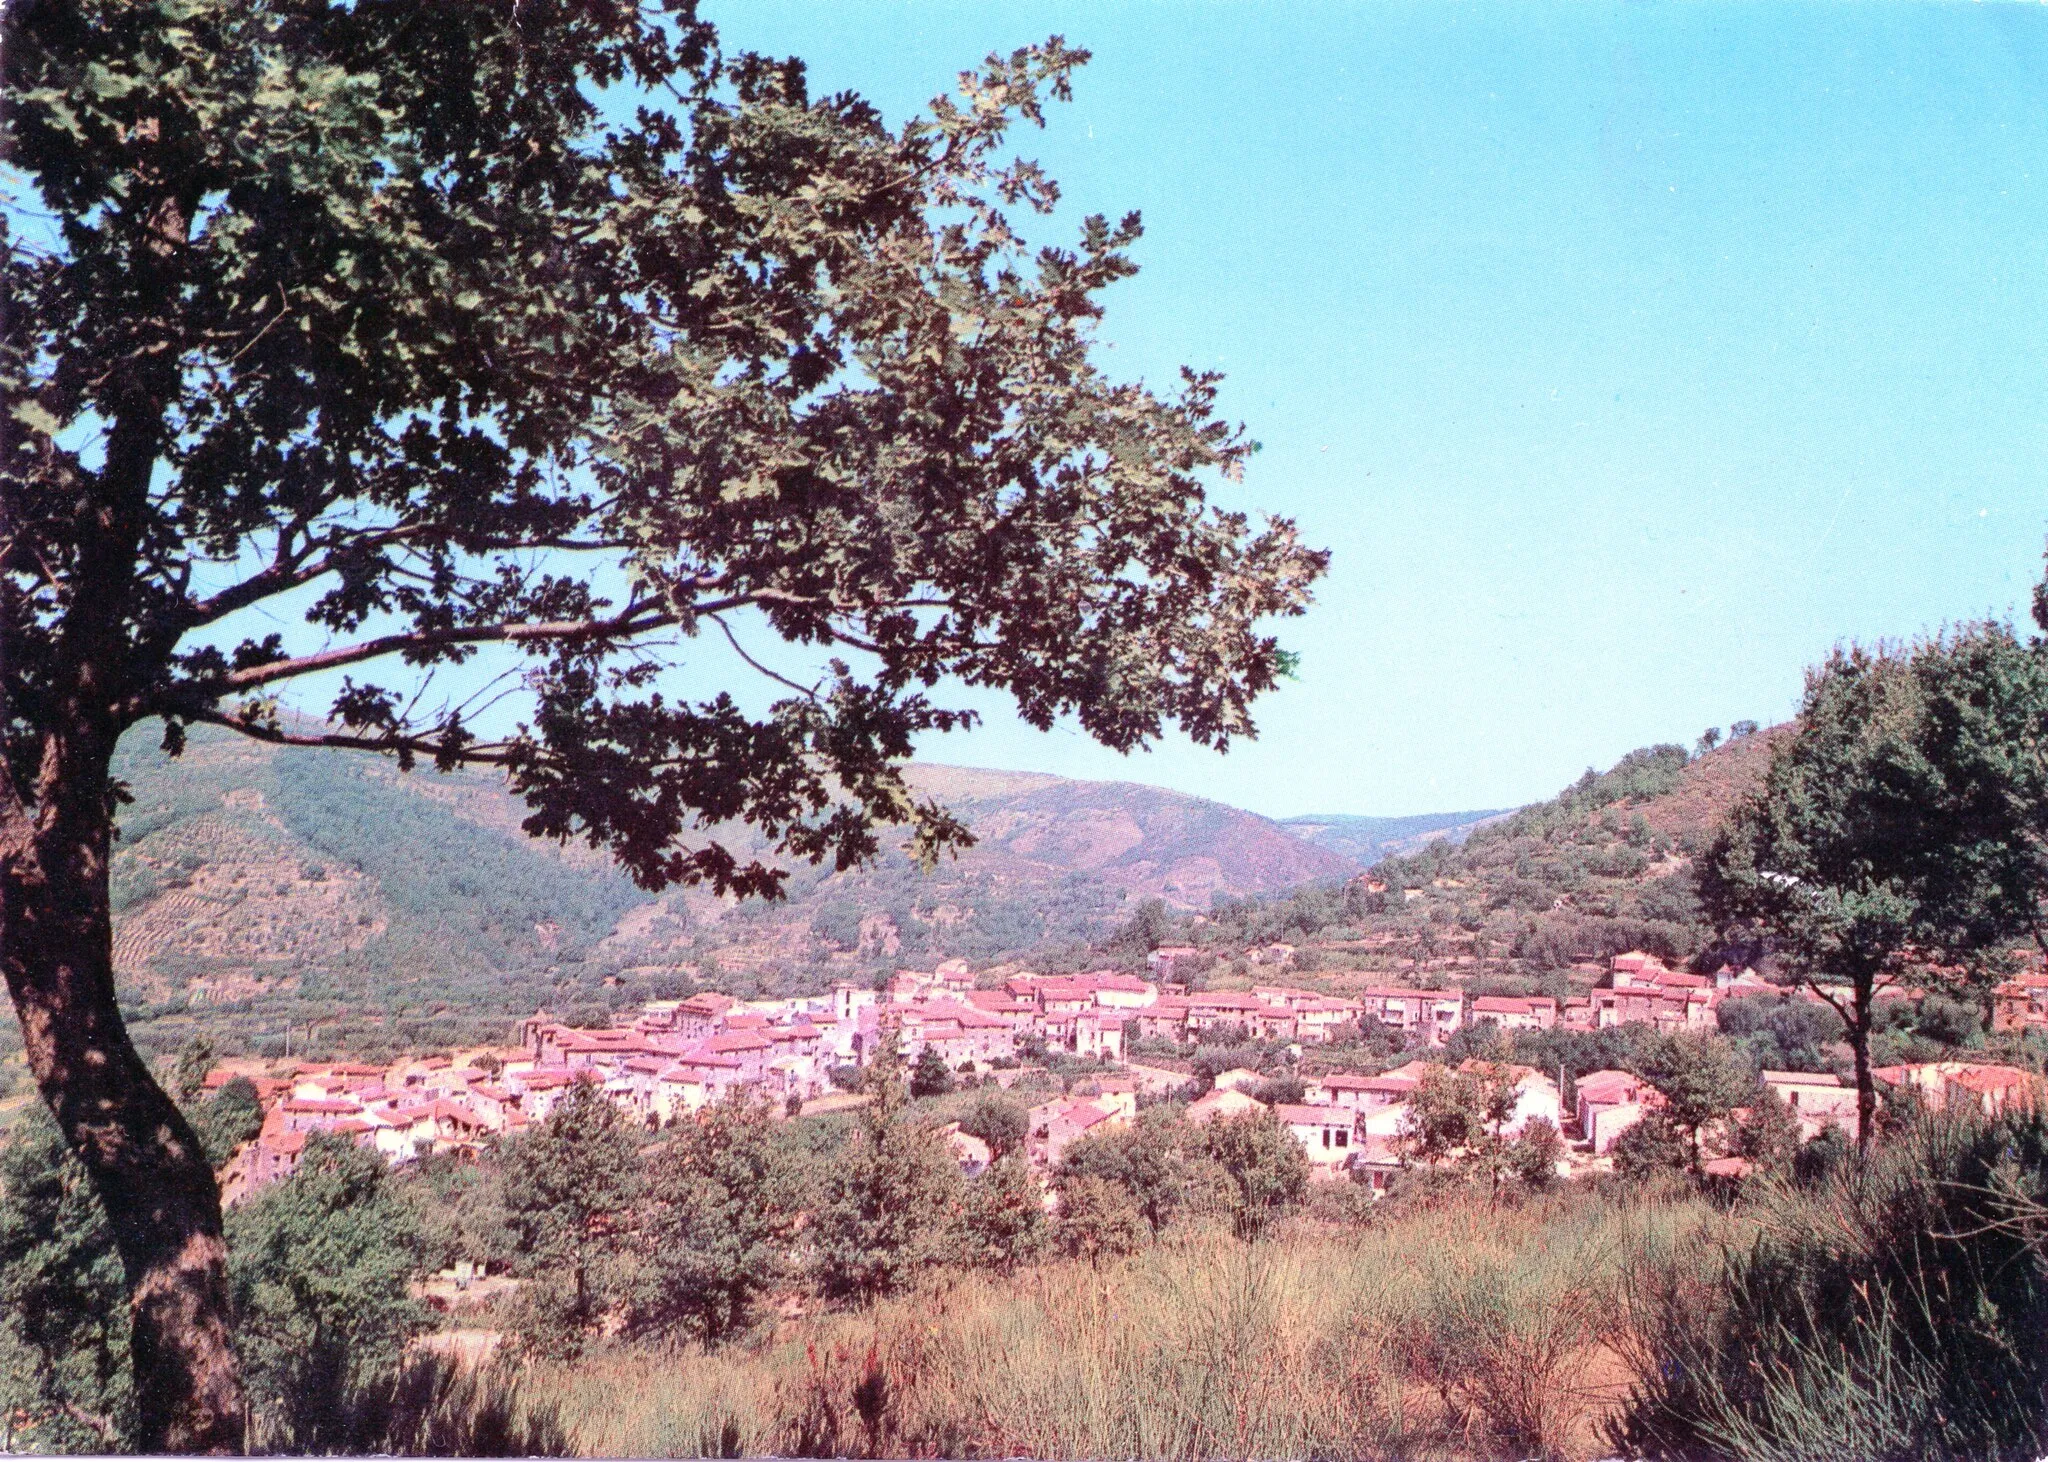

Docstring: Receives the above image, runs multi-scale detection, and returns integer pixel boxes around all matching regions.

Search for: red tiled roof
[1276,1104,1347,1126]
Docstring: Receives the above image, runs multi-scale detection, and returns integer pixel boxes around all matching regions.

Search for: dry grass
[510,1186,1716,1460]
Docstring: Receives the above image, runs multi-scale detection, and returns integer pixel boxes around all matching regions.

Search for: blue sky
[679,0,2048,820]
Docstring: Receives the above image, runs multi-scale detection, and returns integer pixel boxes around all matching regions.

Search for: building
[1761,1070,1860,1141]
[1276,1104,1358,1173]
[1467,995,1559,1032]
[1574,1069,1662,1154]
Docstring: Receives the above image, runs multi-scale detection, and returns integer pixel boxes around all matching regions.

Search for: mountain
[90,725,1356,1060]
[1196,728,1786,990]
[1279,810,1509,866]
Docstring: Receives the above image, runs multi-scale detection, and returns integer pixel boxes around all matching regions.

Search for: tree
[0,1108,132,1452]
[1054,1106,1205,1234]
[501,1079,641,1355]
[171,1038,214,1106]
[1702,626,2048,1149]
[1507,1117,1563,1192]
[909,1045,956,1099]
[1201,1108,1308,1240]
[1401,1062,1520,1201]
[1402,1065,1485,1168]
[1051,1174,1148,1263]
[959,1093,1028,1160]
[1640,1033,1750,1173]
[191,1076,264,1168]
[961,1154,1048,1272]
[1732,1088,1801,1173]
[226,1133,431,1452]
[638,1096,794,1345]
[1611,1110,1689,1182]
[812,1053,965,1301]
[1,1,1325,1442]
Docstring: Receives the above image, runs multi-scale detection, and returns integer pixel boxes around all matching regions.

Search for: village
[212,946,2048,1204]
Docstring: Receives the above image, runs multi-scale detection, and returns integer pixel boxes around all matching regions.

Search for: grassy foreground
[503,1187,1715,1461]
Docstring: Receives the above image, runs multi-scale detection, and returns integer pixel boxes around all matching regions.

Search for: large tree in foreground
[0,1,1326,1446]
[1702,616,2048,1149]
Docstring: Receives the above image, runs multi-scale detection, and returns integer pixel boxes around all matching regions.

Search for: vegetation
[469,1189,1709,1462]
[2,0,1325,1437]
[1617,1111,2048,1461]
[226,1135,434,1452]
[1704,621,2048,1145]
[502,1083,644,1358]
[637,1098,797,1346]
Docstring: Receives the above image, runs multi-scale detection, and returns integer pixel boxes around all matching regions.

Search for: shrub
[1051,1174,1148,1263]
[1614,1111,2048,1461]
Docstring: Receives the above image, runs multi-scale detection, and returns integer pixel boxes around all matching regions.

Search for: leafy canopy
[4,0,1326,897]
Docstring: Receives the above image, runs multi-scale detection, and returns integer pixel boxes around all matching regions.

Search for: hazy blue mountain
[1278,810,1510,866]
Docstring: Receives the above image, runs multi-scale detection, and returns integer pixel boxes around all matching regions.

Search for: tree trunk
[0,747,245,1452]
[1850,983,1876,1155]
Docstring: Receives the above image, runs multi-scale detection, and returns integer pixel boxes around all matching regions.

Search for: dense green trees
[639,1098,796,1344]
[1704,618,2048,1146]
[959,1094,1029,1160]
[501,1081,642,1355]
[909,1046,957,1098]
[0,1110,132,1452]
[812,1065,966,1301]
[961,1156,1050,1272]
[1639,1033,1753,1173]
[226,1135,432,1451]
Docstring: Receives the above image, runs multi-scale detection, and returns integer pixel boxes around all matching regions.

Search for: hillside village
[218,943,2048,1206]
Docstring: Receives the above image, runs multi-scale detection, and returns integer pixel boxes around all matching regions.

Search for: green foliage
[1715,993,1843,1074]
[192,1076,263,1167]
[1507,1119,1564,1192]
[812,1060,965,1301]
[502,1082,641,1356]
[961,1156,1049,1272]
[390,1152,515,1276]
[909,1045,956,1099]
[272,753,643,971]
[172,1037,214,1103]
[1055,1107,1219,1235]
[1611,1111,1689,1182]
[227,1134,433,1452]
[958,1094,1028,1160]
[1639,1032,1753,1171]
[1703,623,2048,1139]
[0,1109,133,1453]
[1733,1091,1802,1174]
[638,1099,796,1346]
[1050,1174,1150,1263]
[1201,1109,1309,1240]
[1616,1112,2048,1461]
[1106,896,1174,955]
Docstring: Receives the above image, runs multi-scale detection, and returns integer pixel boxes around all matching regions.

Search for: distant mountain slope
[96,727,1358,1057]
[1359,729,1786,971]
[1279,809,1509,866]
[907,765,1358,903]
[1190,729,1786,994]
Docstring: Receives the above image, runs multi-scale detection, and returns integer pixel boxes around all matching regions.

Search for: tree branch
[217,608,679,689]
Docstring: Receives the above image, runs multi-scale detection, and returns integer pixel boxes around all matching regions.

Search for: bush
[1614,1111,2048,1461]
[1051,1175,1148,1262]
[909,1047,955,1098]
[1611,1111,1688,1182]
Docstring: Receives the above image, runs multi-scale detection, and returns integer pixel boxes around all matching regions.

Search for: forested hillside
[83,726,1356,1061]
[1169,728,1783,995]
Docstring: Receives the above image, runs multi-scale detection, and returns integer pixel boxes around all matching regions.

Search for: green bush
[1614,1111,2048,1461]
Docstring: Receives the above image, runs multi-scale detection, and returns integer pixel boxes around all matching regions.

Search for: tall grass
[1613,1110,2048,1462]
[513,1189,1708,1460]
